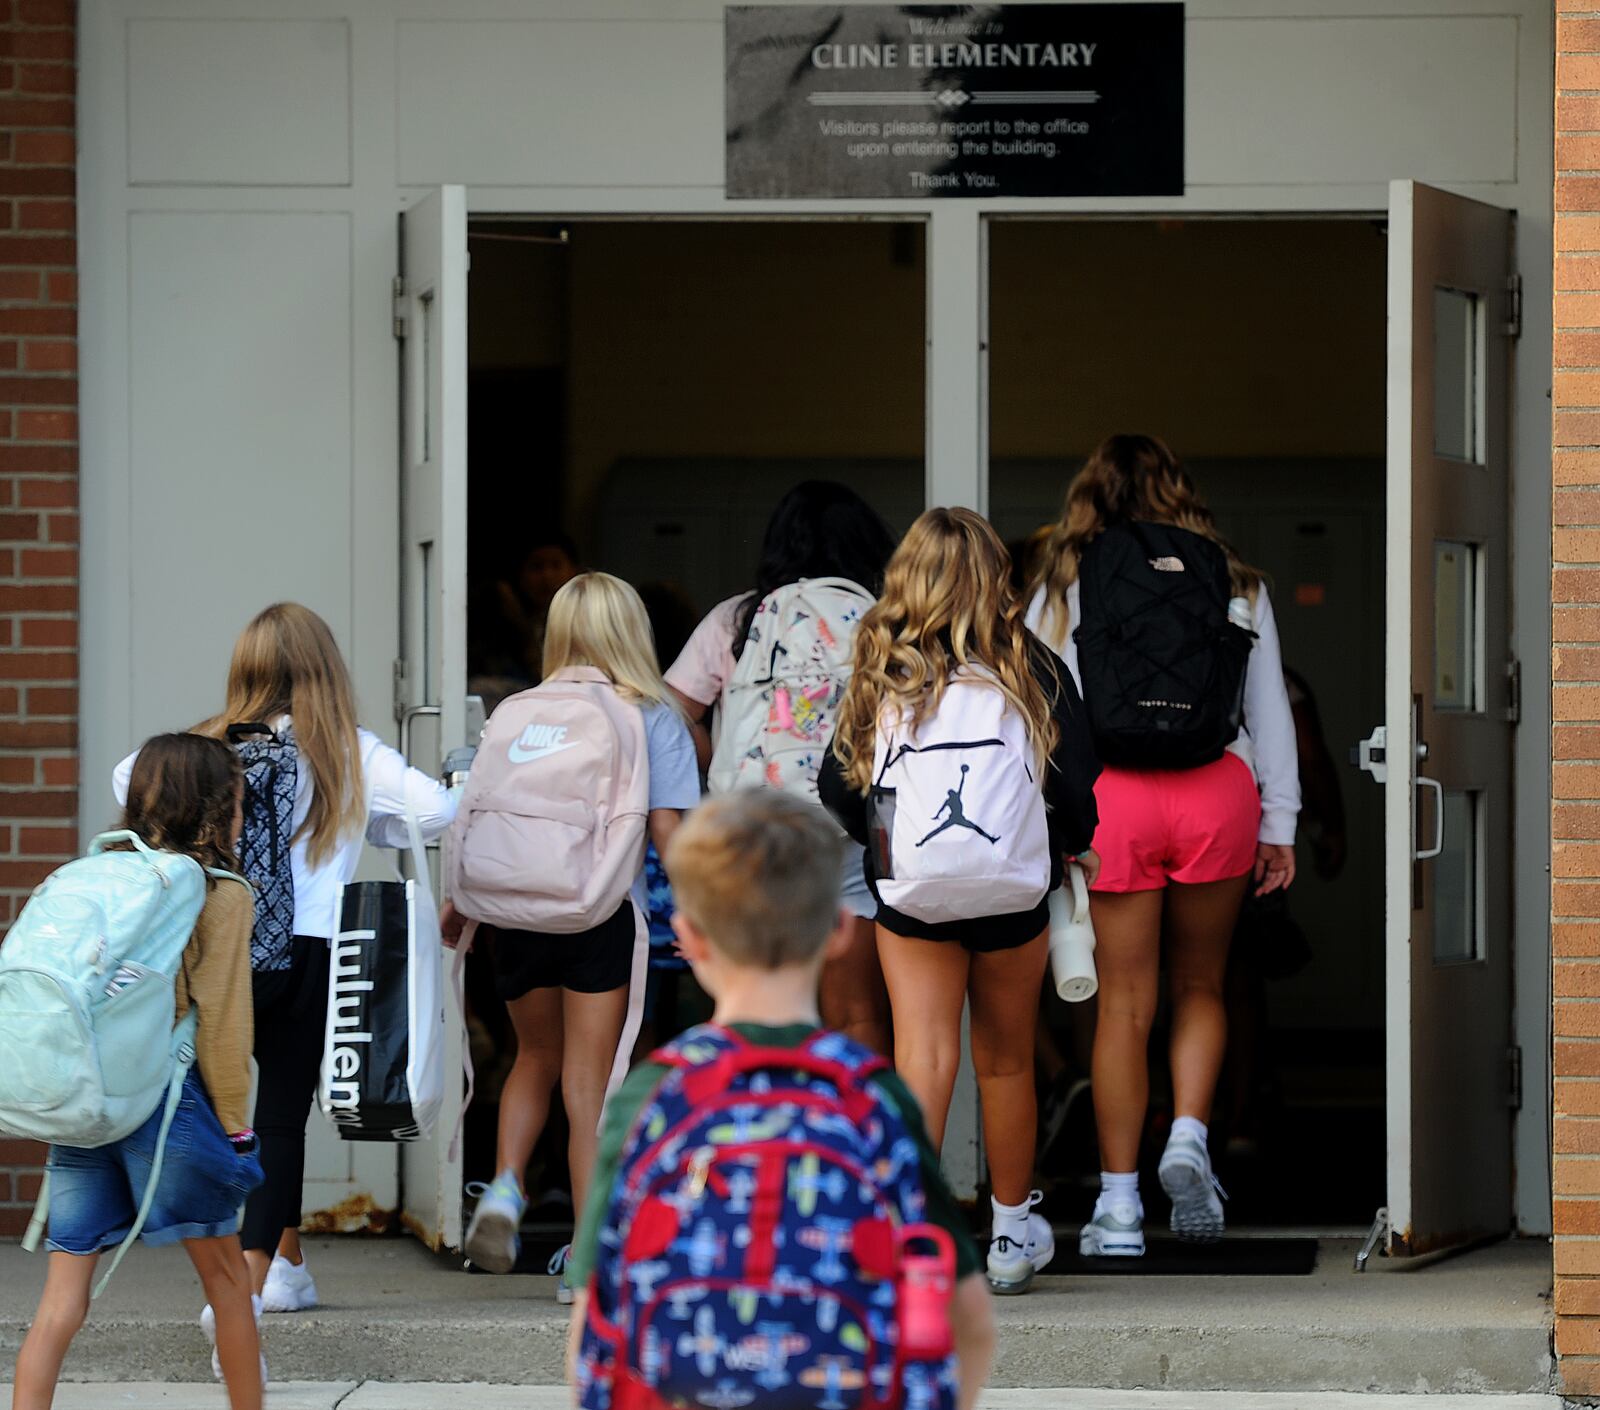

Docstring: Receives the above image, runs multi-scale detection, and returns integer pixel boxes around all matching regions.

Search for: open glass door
[397,186,468,1250]
[1372,179,1515,1256]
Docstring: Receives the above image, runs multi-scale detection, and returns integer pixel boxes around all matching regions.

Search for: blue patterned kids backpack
[227,722,297,971]
[576,1025,962,1410]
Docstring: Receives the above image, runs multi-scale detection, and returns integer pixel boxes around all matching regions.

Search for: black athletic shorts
[487,901,635,1000]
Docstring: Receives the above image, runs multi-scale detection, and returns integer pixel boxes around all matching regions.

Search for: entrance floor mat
[1047,1234,1319,1275]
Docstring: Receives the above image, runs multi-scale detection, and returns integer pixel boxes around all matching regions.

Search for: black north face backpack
[227,721,298,972]
[1073,521,1255,770]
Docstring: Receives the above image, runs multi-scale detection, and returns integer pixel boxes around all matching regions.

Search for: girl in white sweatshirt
[1027,434,1301,1257]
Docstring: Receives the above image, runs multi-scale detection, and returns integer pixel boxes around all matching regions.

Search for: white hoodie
[1025,581,1301,847]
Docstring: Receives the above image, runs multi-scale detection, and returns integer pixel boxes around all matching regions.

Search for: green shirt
[568,1022,980,1285]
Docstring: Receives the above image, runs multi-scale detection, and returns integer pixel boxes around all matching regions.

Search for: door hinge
[392,657,409,723]
[1507,1044,1523,1111]
[1506,657,1522,725]
[391,274,407,341]
[1502,273,1522,340]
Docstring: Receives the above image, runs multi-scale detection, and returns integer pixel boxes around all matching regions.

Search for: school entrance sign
[725,4,1184,199]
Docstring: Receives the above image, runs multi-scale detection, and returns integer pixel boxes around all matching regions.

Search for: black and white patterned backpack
[227,722,298,972]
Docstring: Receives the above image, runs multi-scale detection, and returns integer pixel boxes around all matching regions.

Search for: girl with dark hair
[1027,434,1301,1257]
[666,481,898,1054]
[15,734,267,1407]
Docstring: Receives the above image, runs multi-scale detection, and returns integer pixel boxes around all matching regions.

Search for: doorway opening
[460,217,927,1263]
[986,217,1389,1231]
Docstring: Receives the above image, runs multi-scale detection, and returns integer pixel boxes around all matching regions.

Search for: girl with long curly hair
[821,507,1100,1296]
[1028,434,1300,1258]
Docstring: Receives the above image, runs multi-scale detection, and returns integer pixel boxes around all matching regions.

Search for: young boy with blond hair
[567,790,996,1410]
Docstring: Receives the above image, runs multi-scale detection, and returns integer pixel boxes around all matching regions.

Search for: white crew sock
[1171,1115,1209,1147]
[1098,1170,1141,1217]
[991,1195,1030,1245]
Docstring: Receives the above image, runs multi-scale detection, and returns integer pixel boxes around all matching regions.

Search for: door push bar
[1354,725,1444,861]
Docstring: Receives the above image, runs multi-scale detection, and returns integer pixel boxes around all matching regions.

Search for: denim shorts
[45,1071,264,1254]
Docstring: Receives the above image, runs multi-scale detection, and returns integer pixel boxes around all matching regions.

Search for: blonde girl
[1027,434,1300,1257]
[819,507,1101,1296]
[114,604,457,1330]
[445,572,699,1297]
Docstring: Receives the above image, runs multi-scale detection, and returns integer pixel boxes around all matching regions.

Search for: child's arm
[183,879,256,1133]
[648,807,683,857]
[951,1271,997,1410]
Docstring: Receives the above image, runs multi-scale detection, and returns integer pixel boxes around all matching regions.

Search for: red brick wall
[0,0,76,1238]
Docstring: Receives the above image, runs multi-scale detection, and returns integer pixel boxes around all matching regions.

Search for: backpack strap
[661,1028,889,1123]
[89,1009,200,1299]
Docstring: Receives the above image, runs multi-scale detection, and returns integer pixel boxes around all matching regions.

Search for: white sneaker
[550,1242,575,1305]
[201,1293,267,1386]
[463,1173,527,1275]
[260,1252,318,1312]
[1078,1199,1146,1257]
[985,1190,1055,1296]
[1159,1130,1227,1243]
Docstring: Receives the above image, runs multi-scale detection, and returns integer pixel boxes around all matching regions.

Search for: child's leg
[819,913,892,1057]
[1166,875,1251,1123]
[186,1235,262,1410]
[1087,890,1165,1171]
[950,1271,997,1410]
[12,1252,97,1410]
[560,984,629,1220]
[968,931,1050,1205]
[876,926,970,1150]
[499,985,565,1190]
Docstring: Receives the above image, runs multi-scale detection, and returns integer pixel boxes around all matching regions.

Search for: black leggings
[240,935,329,1254]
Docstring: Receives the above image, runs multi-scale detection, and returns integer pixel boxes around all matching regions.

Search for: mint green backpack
[0,831,239,1292]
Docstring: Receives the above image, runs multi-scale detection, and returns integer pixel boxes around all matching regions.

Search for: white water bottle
[1048,862,1097,1002]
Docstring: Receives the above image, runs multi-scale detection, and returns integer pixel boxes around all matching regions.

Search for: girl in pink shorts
[1027,434,1301,1256]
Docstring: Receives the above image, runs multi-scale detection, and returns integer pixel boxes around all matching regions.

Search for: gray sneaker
[1159,1132,1227,1243]
[1078,1201,1145,1257]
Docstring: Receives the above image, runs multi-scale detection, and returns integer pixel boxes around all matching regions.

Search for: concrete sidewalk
[0,1236,1554,1394]
[0,1389,1569,1409]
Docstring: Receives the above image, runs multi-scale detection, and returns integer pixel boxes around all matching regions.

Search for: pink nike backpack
[448,666,649,933]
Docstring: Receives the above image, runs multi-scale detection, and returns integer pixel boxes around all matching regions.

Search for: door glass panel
[1433,288,1480,463]
[1433,540,1479,712]
[1433,788,1482,964]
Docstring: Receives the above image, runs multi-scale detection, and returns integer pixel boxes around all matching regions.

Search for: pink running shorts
[1089,752,1262,893]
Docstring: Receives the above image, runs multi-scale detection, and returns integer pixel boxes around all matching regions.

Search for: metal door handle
[398,704,441,763]
[1415,776,1444,861]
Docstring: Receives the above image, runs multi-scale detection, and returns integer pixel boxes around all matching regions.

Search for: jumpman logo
[917,764,1000,847]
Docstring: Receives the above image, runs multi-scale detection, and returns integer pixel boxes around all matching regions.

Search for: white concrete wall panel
[127,19,352,186]
[395,19,721,187]
[126,212,353,739]
[1189,17,1519,187]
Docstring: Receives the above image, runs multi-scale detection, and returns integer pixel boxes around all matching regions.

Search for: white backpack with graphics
[447,666,649,933]
[868,673,1051,925]
[708,577,873,808]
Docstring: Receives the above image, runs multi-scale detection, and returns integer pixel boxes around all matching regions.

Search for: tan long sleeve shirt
[173,878,255,1134]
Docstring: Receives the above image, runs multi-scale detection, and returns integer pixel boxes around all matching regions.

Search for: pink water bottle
[897,1224,956,1358]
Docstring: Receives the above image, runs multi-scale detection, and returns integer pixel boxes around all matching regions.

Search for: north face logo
[508,723,574,764]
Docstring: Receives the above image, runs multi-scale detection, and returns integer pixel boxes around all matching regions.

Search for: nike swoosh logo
[507,740,577,765]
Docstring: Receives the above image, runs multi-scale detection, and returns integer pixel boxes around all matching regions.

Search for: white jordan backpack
[708,577,873,809]
[868,673,1051,925]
